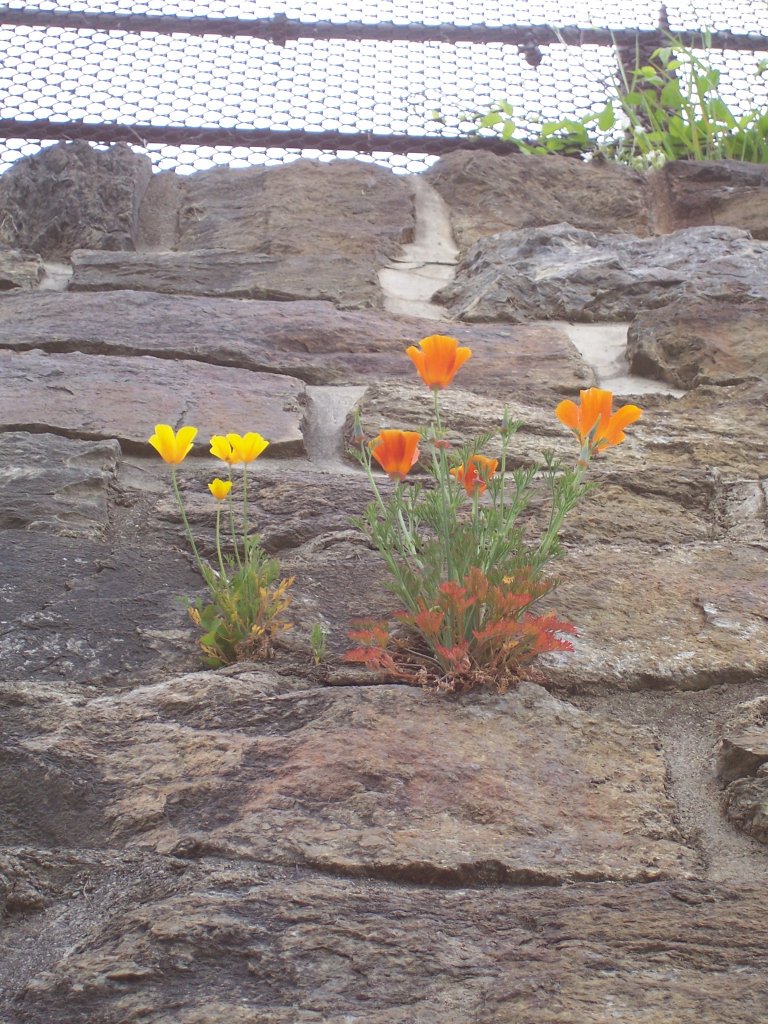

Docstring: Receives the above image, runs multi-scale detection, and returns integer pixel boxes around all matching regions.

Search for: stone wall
[1,140,767,1024]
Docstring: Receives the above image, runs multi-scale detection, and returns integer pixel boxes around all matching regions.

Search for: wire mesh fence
[0,1,767,175]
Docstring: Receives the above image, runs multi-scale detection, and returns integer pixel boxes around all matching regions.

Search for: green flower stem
[214,506,227,581]
[538,453,590,563]
[242,463,250,539]
[432,387,443,439]
[170,467,206,577]
[360,442,388,515]
[226,468,242,568]
[396,500,422,568]
[429,387,457,581]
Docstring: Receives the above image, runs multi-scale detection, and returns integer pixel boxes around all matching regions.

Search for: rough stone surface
[0,289,595,395]
[68,249,386,309]
[425,149,650,247]
[127,159,415,307]
[171,160,413,260]
[0,675,694,881]
[651,158,768,238]
[627,296,768,387]
[0,141,152,258]
[0,246,43,290]
[717,696,768,845]
[542,541,768,691]
[0,533,201,683]
[0,432,119,538]
[5,868,767,1024]
[435,223,768,322]
[721,771,768,846]
[0,349,306,455]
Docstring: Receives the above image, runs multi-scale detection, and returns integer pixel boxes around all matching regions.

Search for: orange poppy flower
[555,388,642,452]
[406,334,472,390]
[370,430,421,481]
[450,454,499,495]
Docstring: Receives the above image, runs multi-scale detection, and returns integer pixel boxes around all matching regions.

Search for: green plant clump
[454,33,768,167]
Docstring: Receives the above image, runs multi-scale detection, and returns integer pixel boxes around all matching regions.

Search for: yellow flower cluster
[148,427,270,496]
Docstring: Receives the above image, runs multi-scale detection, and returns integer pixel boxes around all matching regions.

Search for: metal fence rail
[0,2,766,174]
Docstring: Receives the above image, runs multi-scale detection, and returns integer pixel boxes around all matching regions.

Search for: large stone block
[68,249,384,309]
[0,675,694,882]
[424,149,650,248]
[435,223,768,322]
[0,141,152,259]
[627,297,768,387]
[129,159,416,307]
[10,865,768,1023]
[0,349,306,456]
[651,159,768,239]
[172,159,414,260]
[0,289,595,396]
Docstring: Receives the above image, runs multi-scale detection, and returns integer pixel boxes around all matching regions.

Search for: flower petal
[601,404,643,446]
[555,400,580,431]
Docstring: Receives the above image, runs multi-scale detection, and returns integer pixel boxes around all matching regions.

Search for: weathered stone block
[0,246,44,290]
[0,349,306,456]
[0,535,201,683]
[435,223,768,323]
[650,159,768,239]
[0,289,595,396]
[627,297,768,387]
[68,249,386,309]
[173,159,414,260]
[9,870,767,1023]
[424,149,650,248]
[0,141,152,258]
[128,159,415,307]
[0,676,694,882]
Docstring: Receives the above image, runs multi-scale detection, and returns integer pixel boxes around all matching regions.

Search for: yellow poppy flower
[210,435,239,464]
[208,478,232,501]
[226,432,269,463]
[148,424,197,464]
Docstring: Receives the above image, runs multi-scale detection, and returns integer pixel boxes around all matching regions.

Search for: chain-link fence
[1,1,767,174]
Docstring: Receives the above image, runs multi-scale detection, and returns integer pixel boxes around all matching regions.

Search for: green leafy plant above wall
[450,34,768,167]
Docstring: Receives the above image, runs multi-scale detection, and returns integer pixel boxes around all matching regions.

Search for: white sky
[0,1,766,173]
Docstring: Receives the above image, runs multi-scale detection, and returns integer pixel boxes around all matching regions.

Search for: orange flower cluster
[369,335,474,482]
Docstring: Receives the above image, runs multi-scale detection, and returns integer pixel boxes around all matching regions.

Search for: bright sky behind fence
[1,1,766,173]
